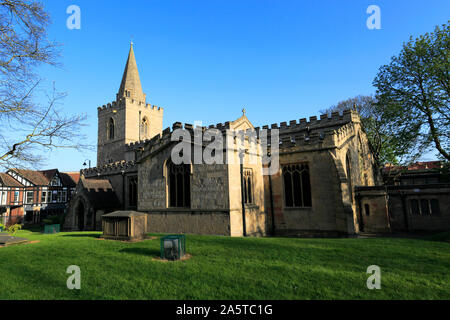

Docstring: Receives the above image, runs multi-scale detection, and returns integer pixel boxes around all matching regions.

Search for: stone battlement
[255,109,358,133]
[123,109,359,153]
[82,160,138,177]
[125,121,264,153]
[97,97,164,113]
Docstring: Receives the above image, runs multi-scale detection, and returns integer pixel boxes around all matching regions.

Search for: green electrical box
[43,224,60,234]
[160,235,186,260]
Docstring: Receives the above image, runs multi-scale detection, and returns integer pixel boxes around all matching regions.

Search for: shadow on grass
[62,233,101,239]
[119,247,160,257]
[421,231,450,242]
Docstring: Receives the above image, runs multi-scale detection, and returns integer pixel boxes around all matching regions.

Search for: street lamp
[82,159,91,169]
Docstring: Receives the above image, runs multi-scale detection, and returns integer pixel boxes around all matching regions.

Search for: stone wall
[356,184,450,233]
[146,210,231,235]
[97,98,163,166]
[355,187,390,233]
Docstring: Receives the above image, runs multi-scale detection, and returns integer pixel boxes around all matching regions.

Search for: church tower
[97,43,164,166]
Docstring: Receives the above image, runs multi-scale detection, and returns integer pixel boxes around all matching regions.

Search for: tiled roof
[60,172,80,187]
[383,161,443,173]
[82,178,113,191]
[0,173,23,187]
[11,169,49,185]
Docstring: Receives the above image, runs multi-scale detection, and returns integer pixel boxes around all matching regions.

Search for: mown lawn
[0,230,449,300]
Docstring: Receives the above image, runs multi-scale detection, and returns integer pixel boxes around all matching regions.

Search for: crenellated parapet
[123,109,360,156]
[82,160,138,178]
[255,109,359,134]
[253,109,360,149]
[97,97,164,114]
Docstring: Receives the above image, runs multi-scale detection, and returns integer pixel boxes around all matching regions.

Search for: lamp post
[82,159,91,169]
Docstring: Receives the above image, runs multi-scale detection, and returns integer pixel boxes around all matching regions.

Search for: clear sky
[33,0,450,171]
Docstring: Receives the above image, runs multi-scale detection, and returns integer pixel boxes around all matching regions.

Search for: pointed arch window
[108,118,115,140]
[243,168,253,204]
[128,176,138,208]
[282,164,312,208]
[167,160,191,208]
[346,153,353,203]
[141,117,149,137]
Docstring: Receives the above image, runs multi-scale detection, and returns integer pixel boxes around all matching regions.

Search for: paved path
[0,234,28,247]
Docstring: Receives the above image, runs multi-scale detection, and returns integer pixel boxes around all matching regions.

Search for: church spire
[117,42,146,103]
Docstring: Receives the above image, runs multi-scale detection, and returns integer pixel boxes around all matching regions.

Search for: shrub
[5,216,21,228]
[42,215,61,225]
[6,224,22,236]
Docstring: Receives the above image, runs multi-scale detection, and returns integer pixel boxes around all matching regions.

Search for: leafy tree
[320,95,399,170]
[0,0,87,170]
[373,22,450,162]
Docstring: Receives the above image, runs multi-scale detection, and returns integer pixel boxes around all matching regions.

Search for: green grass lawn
[0,229,449,300]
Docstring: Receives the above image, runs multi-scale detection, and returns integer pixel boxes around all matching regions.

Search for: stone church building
[64,44,378,237]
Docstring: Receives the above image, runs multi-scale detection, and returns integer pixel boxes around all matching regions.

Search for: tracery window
[282,164,312,208]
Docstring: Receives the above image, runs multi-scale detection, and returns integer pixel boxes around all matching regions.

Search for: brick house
[0,169,79,225]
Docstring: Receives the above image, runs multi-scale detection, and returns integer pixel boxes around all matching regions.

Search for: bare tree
[0,0,87,170]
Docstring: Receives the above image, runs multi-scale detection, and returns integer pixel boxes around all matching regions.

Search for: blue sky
[34,0,449,171]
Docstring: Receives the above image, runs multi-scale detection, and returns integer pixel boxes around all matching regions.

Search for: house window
[14,190,19,202]
[282,164,312,208]
[365,204,370,216]
[63,191,67,202]
[25,191,34,204]
[141,117,149,138]
[128,176,138,207]
[52,190,58,203]
[243,169,253,204]
[167,160,191,208]
[430,199,440,216]
[50,175,61,186]
[41,191,47,203]
[420,199,430,215]
[410,199,420,215]
[108,118,115,140]
[410,199,439,216]
[0,191,6,205]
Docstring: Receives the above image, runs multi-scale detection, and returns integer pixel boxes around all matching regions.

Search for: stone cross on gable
[242,108,246,116]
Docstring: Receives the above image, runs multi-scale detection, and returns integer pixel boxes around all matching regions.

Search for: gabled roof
[10,169,49,185]
[229,111,255,131]
[60,172,80,187]
[79,176,120,211]
[0,173,23,187]
[81,177,114,191]
[7,169,79,187]
[40,169,59,182]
